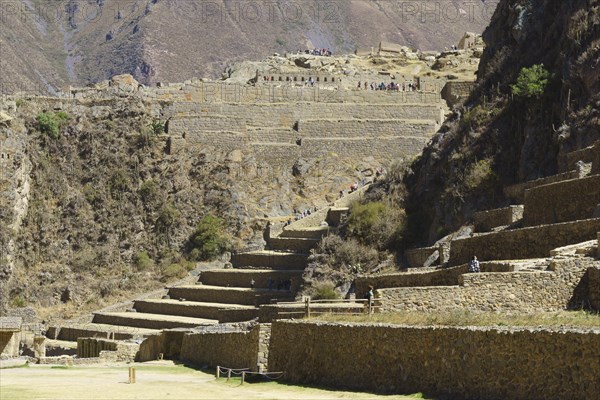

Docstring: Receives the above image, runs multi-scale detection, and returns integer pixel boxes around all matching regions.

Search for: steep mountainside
[402,0,600,243]
[0,0,493,93]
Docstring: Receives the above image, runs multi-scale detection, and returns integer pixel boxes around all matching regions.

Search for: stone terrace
[359,142,600,313]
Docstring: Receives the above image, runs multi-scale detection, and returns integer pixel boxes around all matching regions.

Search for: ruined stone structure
[0,317,22,358]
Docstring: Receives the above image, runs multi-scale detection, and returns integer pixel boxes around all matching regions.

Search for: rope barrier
[216,366,285,383]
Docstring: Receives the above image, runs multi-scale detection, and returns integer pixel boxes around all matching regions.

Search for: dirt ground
[0,361,426,400]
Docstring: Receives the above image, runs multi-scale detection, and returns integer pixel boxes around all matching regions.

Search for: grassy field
[314,310,600,328]
[0,361,430,400]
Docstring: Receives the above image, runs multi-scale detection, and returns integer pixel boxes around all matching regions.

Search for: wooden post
[305,297,311,319]
[227,369,231,382]
[216,366,220,379]
[129,367,136,384]
[241,371,246,385]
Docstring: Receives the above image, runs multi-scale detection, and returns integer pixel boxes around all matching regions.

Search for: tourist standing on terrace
[469,256,480,273]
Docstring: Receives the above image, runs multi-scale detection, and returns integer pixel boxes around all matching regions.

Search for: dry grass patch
[315,310,600,328]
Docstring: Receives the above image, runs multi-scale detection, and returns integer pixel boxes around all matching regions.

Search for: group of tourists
[357,80,419,92]
[297,48,333,56]
[283,207,318,226]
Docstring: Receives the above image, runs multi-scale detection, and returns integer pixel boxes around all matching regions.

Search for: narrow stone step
[279,226,329,239]
[199,269,303,289]
[167,285,295,306]
[230,250,309,270]
[266,237,320,252]
[92,312,217,330]
[133,299,257,320]
[46,323,159,342]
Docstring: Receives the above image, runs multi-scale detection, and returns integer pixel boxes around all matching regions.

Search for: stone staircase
[45,185,368,347]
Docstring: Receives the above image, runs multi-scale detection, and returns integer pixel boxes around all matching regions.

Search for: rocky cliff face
[402,0,600,243]
[0,0,492,93]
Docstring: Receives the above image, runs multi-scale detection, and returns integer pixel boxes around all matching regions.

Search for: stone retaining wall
[266,237,318,252]
[200,270,303,289]
[448,218,600,266]
[356,262,512,298]
[297,119,435,138]
[46,324,148,341]
[523,175,600,226]
[170,103,443,125]
[503,171,580,202]
[593,142,600,174]
[149,83,443,105]
[280,227,329,238]
[136,330,189,362]
[441,81,475,107]
[218,308,261,323]
[230,252,308,269]
[167,286,291,306]
[76,338,138,362]
[474,205,523,232]
[167,120,434,166]
[133,300,226,320]
[0,332,19,357]
[268,320,600,400]
[179,324,261,371]
[588,267,600,311]
[379,257,596,313]
[404,246,438,267]
[167,115,246,135]
[558,145,597,173]
[326,208,348,227]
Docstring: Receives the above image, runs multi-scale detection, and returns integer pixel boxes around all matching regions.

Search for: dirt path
[0,361,425,400]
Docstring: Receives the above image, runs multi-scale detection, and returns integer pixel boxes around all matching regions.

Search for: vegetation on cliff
[4,98,242,317]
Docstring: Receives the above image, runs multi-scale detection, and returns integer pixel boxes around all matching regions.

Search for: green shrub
[345,202,407,250]
[463,158,499,192]
[511,64,549,99]
[36,111,70,139]
[188,214,231,261]
[134,251,154,271]
[161,263,187,282]
[110,169,131,198]
[462,105,500,129]
[311,281,340,300]
[310,235,380,274]
[148,119,165,135]
[156,203,181,233]
[11,295,26,308]
[139,179,160,204]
